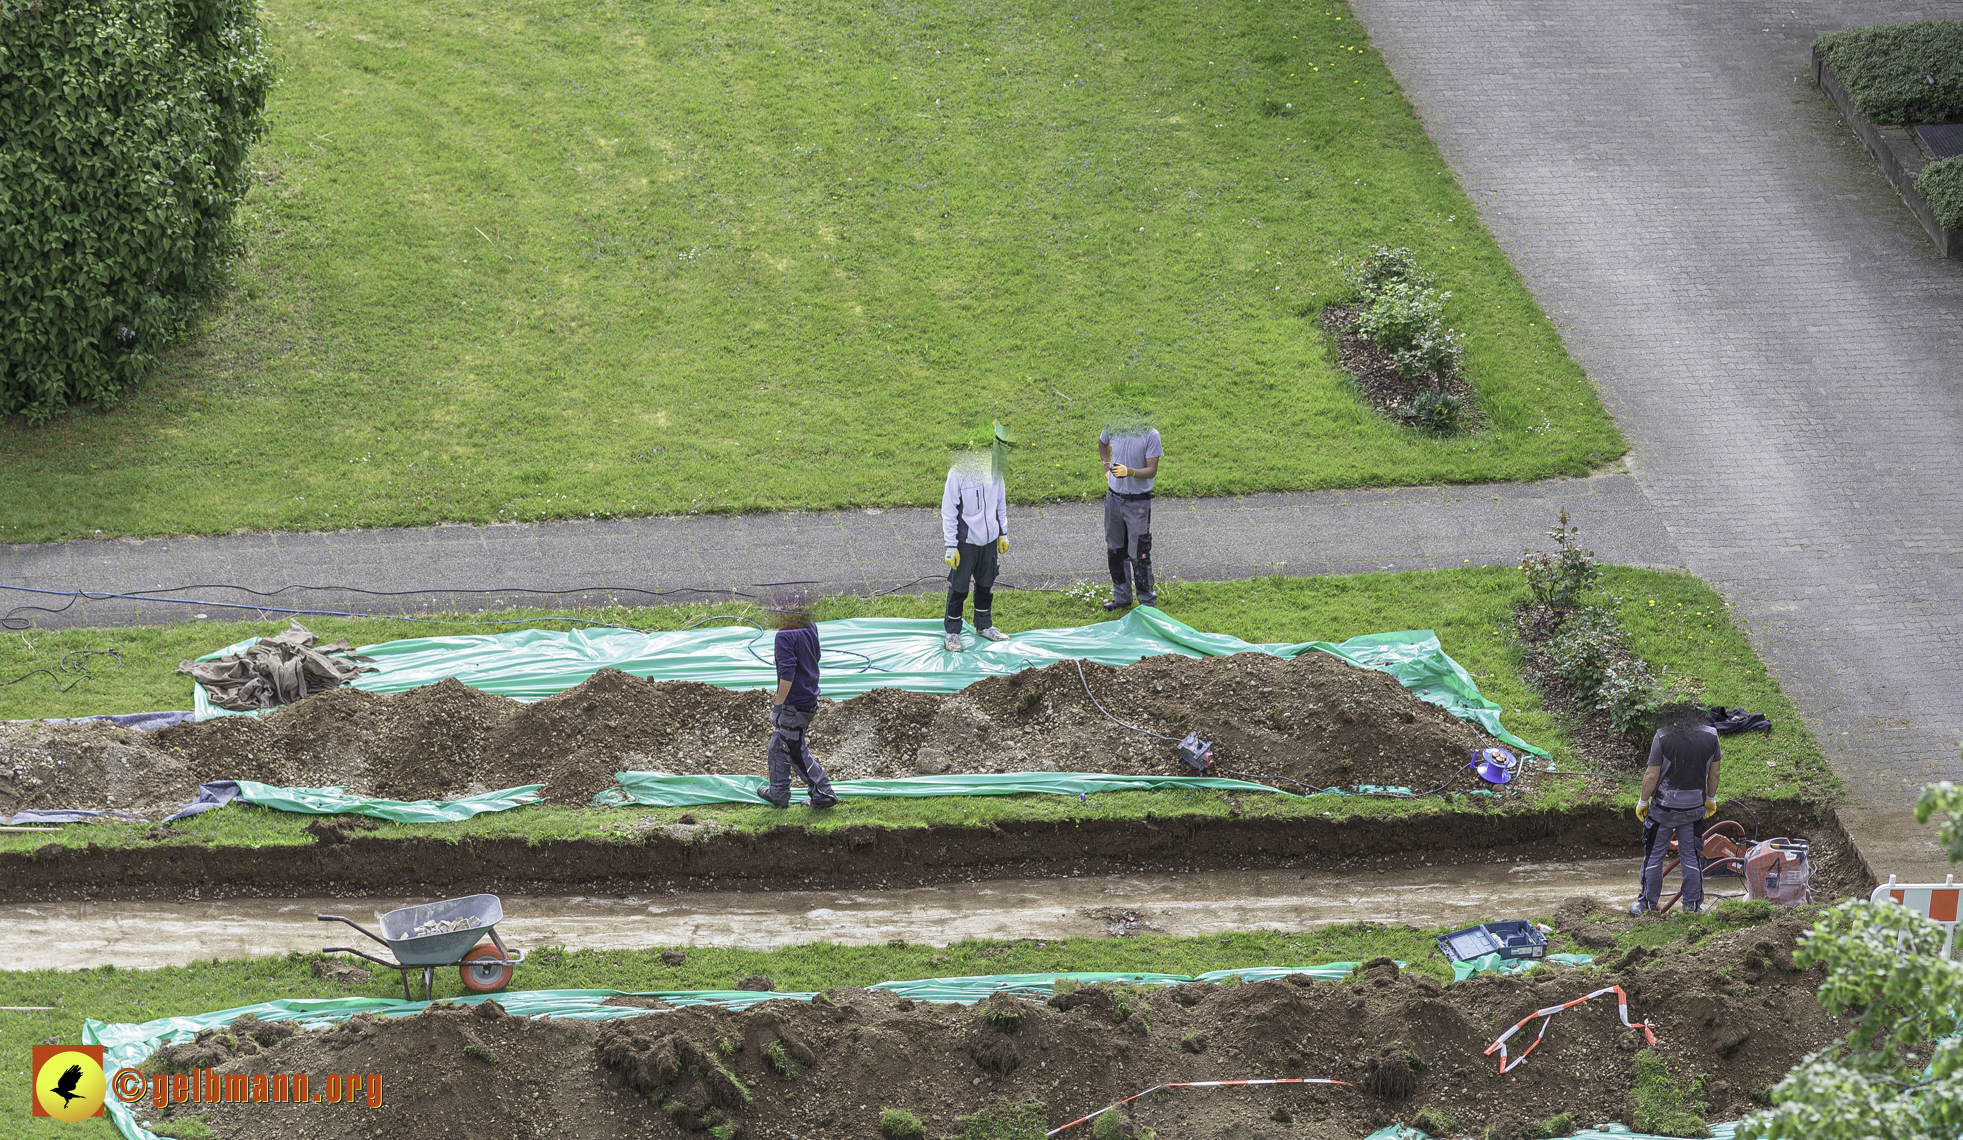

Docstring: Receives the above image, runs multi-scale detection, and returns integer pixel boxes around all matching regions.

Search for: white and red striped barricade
[1871,874,1960,960]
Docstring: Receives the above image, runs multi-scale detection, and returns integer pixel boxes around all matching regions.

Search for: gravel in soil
[0,652,1509,815]
[145,908,1838,1140]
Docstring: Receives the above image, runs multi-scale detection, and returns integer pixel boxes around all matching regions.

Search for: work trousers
[1638,808,1703,910]
[1104,492,1156,605]
[763,703,838,808]
[945,541,1001,634]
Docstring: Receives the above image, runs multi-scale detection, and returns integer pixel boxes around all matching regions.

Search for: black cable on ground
[1,645,122,692]
[1073,659,1180,742]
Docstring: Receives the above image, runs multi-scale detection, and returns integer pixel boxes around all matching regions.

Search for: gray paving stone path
[1,473,1670,627]
[1349,0,1963,879]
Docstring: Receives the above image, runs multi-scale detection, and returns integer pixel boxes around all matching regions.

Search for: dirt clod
[309,960,372,987]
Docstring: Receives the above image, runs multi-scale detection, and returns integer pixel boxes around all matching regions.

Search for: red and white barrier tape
[1484,984,1656,1073]
[1047,1077,1352,1135]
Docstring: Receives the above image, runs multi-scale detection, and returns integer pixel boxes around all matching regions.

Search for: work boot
[978,626,1010,642]
[943,633,963,652]
[1132,559,1157,607]
[1102,595,1132,612]
[808,794,839,809]
[1681,900,1703,914]
[1628,898,1652,917]
[756,786,789,809]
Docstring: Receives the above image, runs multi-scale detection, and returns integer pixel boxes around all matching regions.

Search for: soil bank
[140,907,1837,1140]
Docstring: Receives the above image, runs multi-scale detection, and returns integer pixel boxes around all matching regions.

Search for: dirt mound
[4,652,1510,816]
[146,912,1838,1140]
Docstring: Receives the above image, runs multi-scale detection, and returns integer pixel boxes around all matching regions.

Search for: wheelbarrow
[318,893,525,1002]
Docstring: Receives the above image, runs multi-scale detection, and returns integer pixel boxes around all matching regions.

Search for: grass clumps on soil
[1814,19,1963,124]
[880,1107,927,1139]
[0,0,1623,546]
[1917,156,1963,232]
[1534,1110,1576,1137]
[1626,1050,1711,1137]
[1092,1106,1156,1139]
[960,1099,1049,1140]
[149,1119,217,1140]
[461,1042,497,1064]
[1411,1106,1459,1136]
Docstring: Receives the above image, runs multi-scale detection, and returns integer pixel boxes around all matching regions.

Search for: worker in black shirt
[1631,707,1722,914]
[758,606,838,809]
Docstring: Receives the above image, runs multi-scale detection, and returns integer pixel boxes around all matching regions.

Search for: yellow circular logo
[34,1050,106,1122]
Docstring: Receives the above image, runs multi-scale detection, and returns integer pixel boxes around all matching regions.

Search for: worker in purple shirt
[758,606,838,809]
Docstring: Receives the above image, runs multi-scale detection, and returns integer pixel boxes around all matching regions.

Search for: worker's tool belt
[1108,490,1154,502]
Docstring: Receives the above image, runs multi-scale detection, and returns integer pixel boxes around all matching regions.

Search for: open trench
[2,857,1667,970]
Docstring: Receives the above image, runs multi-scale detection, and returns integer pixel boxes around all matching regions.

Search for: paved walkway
[2,473,1671,626]
[1350,0,1963,879]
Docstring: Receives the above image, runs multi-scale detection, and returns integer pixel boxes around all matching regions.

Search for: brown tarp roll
[178,620,378,711]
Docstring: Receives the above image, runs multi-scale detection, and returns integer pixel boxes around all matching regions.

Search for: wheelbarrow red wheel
[460,942,514,993]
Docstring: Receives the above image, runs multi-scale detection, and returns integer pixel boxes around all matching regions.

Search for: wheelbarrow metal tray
[378,893,504,966]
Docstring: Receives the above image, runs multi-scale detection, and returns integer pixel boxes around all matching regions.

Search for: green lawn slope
[0,0,1621,542]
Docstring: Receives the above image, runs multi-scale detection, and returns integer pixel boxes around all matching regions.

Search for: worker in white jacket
[940,422,1015,652]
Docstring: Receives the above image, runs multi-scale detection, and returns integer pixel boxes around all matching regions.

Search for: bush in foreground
[0,0,271,421]
[1916,155,1963,232]
[1814,19,1963,125]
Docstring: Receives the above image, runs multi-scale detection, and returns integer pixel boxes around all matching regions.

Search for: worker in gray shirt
[1098,424,1164,610]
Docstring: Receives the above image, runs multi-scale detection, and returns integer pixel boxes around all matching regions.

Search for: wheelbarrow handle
[323,946,404,971]
[317,914,390,948]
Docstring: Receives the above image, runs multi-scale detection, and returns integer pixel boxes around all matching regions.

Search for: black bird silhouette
[49,1063,84,1107]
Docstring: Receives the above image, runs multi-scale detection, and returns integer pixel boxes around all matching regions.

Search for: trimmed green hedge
[1815,19,1963,125]
[0,0,271,422]
[1917,156,1963,232]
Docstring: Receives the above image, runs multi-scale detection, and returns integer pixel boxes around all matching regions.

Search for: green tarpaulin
[229,780,545,822]
[1450,951,1596,983]
[192,609,1543,757]
[593,769,1503,807]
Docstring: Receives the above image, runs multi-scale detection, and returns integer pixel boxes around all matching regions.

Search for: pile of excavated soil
[144,908,1837,1140]
[1,652,1509,817]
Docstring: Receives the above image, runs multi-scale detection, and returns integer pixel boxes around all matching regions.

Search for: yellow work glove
[1110,463,1130,479]
[1635,798,1650,823]
[944,547,960,570]
[1704,797,1718,819]
[997,536,1009,555]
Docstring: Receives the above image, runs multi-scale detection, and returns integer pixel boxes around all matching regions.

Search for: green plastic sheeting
[232,780,545,822]
[599,770,1296,807]
[191,608,1543,756]
[86,965,1369,1140]
[1450,951,1596,983]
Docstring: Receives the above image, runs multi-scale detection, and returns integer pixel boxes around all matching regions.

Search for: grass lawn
[0,902,1786,1140]
[0,0,1622,544]
[0,568,1833,856]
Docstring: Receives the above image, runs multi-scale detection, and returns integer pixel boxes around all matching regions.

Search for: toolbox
[1434,920,1549,963]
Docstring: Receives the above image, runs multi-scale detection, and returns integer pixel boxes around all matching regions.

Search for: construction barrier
[1484,985,1657,1073]
[1870,874,1961,959]
[187,609,1546,758]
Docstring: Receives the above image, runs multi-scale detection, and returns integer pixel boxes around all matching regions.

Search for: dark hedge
[1917,156,1963,233]
[0,0,271,422]
[1815,19,1963,126]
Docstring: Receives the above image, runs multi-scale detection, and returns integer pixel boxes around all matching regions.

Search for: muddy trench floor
[142,905,1832,1140]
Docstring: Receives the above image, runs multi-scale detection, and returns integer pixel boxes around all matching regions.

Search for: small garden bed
[1813,19,1963,256]
[1320,247,1482,437]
